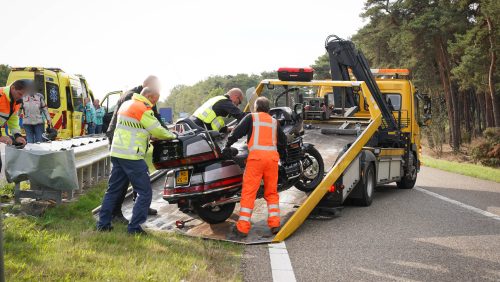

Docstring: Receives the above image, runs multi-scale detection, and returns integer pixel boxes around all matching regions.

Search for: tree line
[346,0,499,153]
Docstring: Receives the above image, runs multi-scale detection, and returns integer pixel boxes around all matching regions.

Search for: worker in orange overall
[223,97,286,238]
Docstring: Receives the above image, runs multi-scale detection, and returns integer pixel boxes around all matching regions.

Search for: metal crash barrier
[5,136,110,204]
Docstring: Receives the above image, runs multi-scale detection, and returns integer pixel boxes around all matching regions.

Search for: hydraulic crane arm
[325,35,399,130]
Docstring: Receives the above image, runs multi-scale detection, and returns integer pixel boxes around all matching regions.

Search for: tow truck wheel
[295,146,325,192]
[194,202,236,224]
[356,163,375,206]
[397,153,417,189]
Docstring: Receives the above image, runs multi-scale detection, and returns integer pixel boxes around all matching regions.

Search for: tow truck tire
[355,163,375,206]
[397,153,417,189]
[194,202,236,224]
[295,146,325,192]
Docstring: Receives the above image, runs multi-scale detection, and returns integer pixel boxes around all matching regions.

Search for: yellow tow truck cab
[316,69,428,162]
[6,67,94,139]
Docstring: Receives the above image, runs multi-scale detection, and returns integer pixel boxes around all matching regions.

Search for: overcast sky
[0,0,366,100]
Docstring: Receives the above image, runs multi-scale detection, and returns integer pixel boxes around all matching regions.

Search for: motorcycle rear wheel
[194,202,236,224]
[295,146,324,192]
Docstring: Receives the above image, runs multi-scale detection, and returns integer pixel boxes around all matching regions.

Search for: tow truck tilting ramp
[100,81,383,244]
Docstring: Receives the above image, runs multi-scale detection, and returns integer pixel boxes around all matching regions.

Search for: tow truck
[95,35,431,244]
[269,35,431,241]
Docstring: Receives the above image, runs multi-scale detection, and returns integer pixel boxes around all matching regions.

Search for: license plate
[176,170,190,186]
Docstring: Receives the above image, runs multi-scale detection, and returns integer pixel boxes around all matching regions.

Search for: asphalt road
[243,166,500,281]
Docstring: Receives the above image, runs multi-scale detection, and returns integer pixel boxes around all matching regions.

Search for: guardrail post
[99,159,106,181]
[78,168,84,193]
[92,162,98,185]
[85,165,92,188]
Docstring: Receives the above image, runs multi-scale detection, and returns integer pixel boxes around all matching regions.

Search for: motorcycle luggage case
[152,133,218,169]
[278,67,314,82]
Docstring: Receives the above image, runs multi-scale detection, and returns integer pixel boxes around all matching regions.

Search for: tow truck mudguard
[302,142,316,152]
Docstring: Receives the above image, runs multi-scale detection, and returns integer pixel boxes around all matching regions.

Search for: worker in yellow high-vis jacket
[97,87,177,235]
[191,88,246,132]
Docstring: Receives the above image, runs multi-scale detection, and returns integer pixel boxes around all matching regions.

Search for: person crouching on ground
[96,87,177,234]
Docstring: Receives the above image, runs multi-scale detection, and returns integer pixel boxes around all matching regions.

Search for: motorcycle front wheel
[295,146,324,192]
[194,202,236,224]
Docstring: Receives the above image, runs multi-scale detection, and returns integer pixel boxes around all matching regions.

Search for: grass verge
[3,181,242,281]
[422,155,500,183]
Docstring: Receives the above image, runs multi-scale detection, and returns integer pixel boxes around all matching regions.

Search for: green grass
[422,155,500,183]
[3,181,242,281]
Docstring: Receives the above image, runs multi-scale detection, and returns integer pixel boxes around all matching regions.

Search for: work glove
[221,147,234,159]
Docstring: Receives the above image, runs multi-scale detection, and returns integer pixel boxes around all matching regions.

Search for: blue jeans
[97,157,152,232]
[24,124,45,143]
[87,123,96,135]
[95,124,103,134]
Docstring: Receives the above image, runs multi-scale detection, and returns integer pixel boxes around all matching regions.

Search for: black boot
[148,207,158,216]
[226,225,248,241]
[112,213,129,224]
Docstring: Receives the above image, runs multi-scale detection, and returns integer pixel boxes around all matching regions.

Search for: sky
[0,0,366,101]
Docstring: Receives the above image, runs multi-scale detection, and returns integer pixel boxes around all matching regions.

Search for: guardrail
[6,135,111,204]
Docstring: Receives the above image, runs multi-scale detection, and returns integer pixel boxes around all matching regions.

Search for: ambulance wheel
[194,202,236,224]
[296,146,324,192]
[397,153,417,189]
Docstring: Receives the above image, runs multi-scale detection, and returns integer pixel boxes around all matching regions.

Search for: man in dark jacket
[107,75,164,222]
[106,76,165,143]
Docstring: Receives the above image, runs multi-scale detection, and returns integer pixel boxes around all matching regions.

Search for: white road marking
[268,242,296,282]
[415,187,500,221]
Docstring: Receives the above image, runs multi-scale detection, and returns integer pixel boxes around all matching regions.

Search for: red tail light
[329,185,336,192]
[154,152,217,169]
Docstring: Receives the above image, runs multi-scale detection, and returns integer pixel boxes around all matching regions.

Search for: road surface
[243,166,500,281]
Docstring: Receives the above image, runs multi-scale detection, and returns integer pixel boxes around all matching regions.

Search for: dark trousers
[112,181,130,216]
[95,124,103,134]
[97,157,152,232]
[24,124,44,143]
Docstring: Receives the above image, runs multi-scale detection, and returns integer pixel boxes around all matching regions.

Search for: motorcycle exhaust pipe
[201,196,241,208]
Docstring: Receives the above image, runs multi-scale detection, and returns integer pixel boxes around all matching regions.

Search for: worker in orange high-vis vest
[224,97,287,238]
[0,80,33,148]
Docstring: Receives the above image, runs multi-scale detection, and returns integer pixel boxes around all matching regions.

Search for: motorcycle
[152,93,324,224]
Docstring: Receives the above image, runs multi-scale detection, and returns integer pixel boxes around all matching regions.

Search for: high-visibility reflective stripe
[250,145,277,151]
[271,118,277,146]
[238,216,251,222]
[268,204,279,210]
[211,117,224,131]
[112,147,144,156]
[269,212,280,217]
[240,207,253,214]
[119,115,141,123]
[114,124,142,154]
[116,123,148,134]
[0,113,9,120]
[249,113,277,152]
[145,121,161,132]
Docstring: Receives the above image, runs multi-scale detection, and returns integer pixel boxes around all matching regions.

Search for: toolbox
[278,67,314,82]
